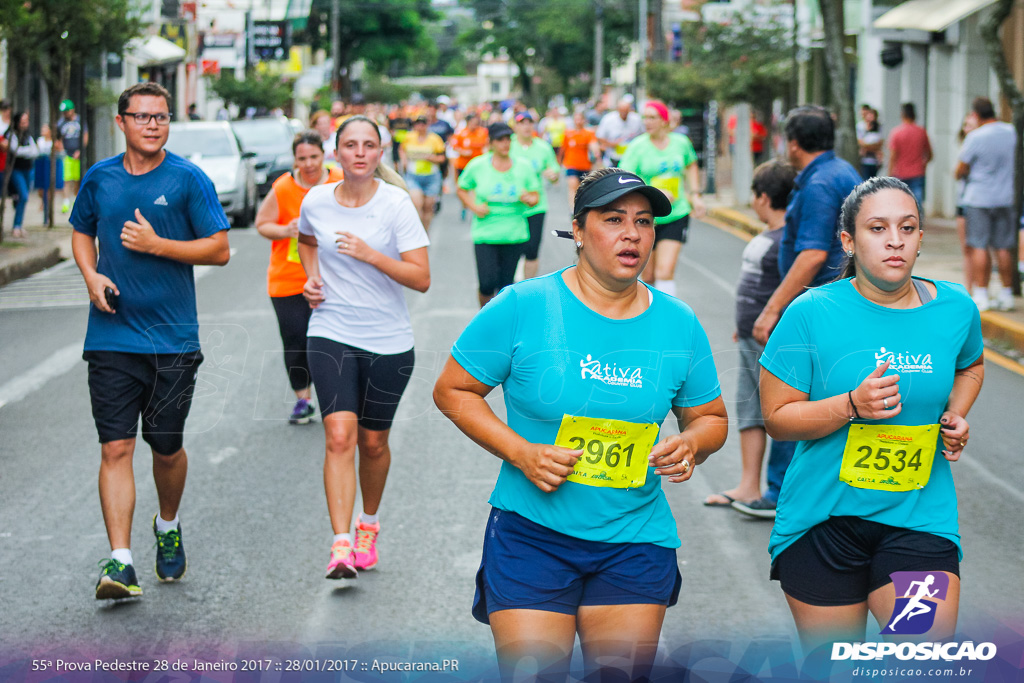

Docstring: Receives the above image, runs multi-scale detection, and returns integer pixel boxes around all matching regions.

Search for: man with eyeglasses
[71,82,231,600]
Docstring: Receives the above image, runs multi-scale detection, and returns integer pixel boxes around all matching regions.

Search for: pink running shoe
[353,520,380,570]
[325,540,357,579]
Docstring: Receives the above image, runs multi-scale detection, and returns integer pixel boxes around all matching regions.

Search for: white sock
[155,514,179,533]
[359,512,379,526]
[111,548,133,566]
[973,286,988,300]
[332,533,353,546]
[654,279,677,297]
[1000,286,1013,300]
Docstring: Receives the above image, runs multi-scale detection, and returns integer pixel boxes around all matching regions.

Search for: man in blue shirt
[736,106,860,519]
[71,82,231,600]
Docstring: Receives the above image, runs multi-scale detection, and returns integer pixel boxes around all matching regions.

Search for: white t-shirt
[298,180,430,354]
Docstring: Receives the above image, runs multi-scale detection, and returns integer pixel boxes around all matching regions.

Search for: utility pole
[331,0,341,98]
[637,0,647,104]
[592,0,604,103]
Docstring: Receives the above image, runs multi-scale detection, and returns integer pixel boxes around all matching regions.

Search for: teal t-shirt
[451,268,722,547]
[511,135,559,217]
[458,153,540,244]
[619,133,698,223]
[759,278,983,562]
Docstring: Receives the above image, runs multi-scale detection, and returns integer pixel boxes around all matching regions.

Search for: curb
[0,243,62,287]
[707,206,762,238]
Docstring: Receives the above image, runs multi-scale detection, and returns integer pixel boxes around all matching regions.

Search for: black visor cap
[573,170,673,218]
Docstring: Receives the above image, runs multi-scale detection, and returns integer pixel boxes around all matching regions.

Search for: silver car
[165,121,258,227]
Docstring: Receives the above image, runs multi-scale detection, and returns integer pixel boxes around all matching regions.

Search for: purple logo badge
[881,571,950,635]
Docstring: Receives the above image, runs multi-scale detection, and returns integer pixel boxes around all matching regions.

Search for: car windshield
[232,120,291,153]
[166,127,236,157]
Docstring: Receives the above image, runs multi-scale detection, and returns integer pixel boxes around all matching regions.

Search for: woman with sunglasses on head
[255,130,344,425]
[619,100,705,297]
[297,116,430,581]
[435,168,727,681]
[759,176,984,655]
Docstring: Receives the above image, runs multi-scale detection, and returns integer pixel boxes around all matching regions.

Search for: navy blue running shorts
[472,507,682,624]
[84,350,203,455]
[771,516,960,606]
[655,215,689,245]
[307,336,415,431]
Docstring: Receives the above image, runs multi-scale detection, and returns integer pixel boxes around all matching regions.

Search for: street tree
[0,0,143,235]
[459,0,636,106]
[646,16,791,115]
[980,0,1024,291]
[207,70,293,115]
[301,0,437,99]
[818,0,857,166]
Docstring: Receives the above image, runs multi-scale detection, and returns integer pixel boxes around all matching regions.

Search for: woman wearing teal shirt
[456,122,540,307]
[619,100,705,297]
[760,177,984,654]
[435,168,728,681]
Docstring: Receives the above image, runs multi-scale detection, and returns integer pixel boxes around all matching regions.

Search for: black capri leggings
[475,242,524,297]
[523,212,545,261]
[270,293,313,392]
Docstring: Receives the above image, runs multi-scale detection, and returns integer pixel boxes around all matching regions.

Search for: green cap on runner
[60,99,74,112]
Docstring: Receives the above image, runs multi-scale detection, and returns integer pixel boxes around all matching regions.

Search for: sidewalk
[0,195,74,287]
[705,189,1024,363]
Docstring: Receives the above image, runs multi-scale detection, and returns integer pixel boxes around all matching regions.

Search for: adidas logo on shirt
[154,195,168,206]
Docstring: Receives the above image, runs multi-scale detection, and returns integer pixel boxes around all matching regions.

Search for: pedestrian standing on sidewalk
[619,100,705,297]
[704,160,796,510]
[57,99,87,213]
[856,108,883,180]
[8,111,39,239]
[71,82,231,600]
[297,116,430,580]
[742,105,861,519]
[954,113,979,294]
[434,168,727,682]
[887,103,932,205]
[255,130,344,424]
[35,124,64,225]
[760,176,983,654]
[955,97,1018,312]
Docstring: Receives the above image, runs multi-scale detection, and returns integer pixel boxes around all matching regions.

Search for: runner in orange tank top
[255,130,344,424]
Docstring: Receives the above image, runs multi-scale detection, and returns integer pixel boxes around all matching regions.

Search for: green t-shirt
[511,135,559,217]
[458,153,541,244]
[619,133,698,223]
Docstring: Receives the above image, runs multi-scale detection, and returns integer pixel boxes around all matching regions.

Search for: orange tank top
[267,167,344,297]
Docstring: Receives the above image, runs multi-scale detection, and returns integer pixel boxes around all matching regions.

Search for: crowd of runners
[68,82,986,681]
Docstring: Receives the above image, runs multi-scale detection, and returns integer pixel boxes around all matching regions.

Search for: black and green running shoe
[153,515,187,582]
[95,559,142,600]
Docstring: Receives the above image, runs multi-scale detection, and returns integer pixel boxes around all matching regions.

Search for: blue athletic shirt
[759,278,983,562]
[451,268,722,548]
[71,152,230,354]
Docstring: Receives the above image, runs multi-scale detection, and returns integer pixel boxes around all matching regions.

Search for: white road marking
[0,341,83,409]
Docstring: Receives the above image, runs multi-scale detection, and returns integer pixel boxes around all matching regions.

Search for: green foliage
[207,71,294,113]
[360,76,415,105]
[302,0,437,94]
[459,0,636,106]
[647,16,792,112]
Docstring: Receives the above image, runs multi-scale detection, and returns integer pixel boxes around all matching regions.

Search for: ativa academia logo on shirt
[875,346,933,373]
[580,355,643,388]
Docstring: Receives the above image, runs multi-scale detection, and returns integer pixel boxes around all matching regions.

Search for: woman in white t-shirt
[297,115,431,581]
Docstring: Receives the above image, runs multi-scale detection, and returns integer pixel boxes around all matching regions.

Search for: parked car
[231,117,296,197]
[165,121,257,227]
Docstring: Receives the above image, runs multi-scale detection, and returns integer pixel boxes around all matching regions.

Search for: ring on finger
[681,461,690,472]
[960,440,965,447]
[882,397,889,409]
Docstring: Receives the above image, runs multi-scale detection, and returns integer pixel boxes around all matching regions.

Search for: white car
[165,121,258,227]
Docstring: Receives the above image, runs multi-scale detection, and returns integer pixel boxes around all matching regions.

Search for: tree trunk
[980,0,1024,293]
[818,0,858,166]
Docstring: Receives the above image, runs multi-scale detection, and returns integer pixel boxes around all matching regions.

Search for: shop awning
[874,0,999,33]
[126,35,187,66]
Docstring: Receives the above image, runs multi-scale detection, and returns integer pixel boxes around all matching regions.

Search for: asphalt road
[0,178,1022,679]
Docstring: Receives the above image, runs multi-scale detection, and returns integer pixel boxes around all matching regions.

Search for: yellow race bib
[286,237,301,263]
[839,424,939,492]
[553,415,659,489]
[650,174,680,201]
[614,143,628,156]
[413,159,434,175]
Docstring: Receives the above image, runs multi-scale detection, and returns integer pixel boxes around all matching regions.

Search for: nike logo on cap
[618,177,640,184]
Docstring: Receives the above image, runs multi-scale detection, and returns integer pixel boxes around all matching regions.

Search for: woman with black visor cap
[435,167,728,681]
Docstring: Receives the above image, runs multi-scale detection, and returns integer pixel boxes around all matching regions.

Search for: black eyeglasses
[122,112,172,125]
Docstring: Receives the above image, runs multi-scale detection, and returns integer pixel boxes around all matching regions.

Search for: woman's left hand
[335,231,374,263]
[648,433,696,483]
[939,411,969,462]
[690,195,707,220]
